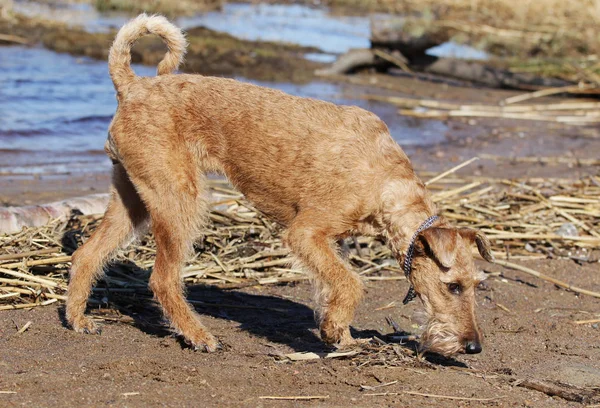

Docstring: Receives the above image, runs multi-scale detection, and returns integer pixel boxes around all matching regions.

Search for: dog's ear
[418,227,458,268]
[459,228,495,263]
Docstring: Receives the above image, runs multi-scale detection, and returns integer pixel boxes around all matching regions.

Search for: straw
[1,175,599,313]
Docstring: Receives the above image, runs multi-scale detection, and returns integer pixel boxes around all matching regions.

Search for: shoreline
[1,7,599,207]
[1,146,597,207]
[2,69,598,206]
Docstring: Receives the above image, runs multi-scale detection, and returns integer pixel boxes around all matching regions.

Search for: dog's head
[407,227,493,356]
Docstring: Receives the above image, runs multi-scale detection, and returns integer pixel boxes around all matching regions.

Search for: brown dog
[66,14,494,356]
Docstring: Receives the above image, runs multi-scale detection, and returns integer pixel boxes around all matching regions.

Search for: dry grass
[364,94,600,124]
[327,0,600,30]
[392,0,600,29]
[1,172,599,313]
[317,0,600,58]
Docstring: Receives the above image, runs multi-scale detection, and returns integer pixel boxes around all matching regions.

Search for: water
[12,0,130,32]
[427,42,488,61]
[177,3,370,57]
[12,1,486,62]
[0,46,153,174]
[0,46,447,175]
[13,1,371,61]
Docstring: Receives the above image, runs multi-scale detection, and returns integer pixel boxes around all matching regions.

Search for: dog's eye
[447,283,461,295]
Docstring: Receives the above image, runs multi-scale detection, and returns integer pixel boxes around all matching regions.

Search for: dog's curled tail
[108,13,187,93]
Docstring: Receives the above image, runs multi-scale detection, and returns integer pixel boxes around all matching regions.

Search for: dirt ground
[1,258,599,407]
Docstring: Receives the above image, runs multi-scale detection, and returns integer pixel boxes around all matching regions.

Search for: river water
[12,1,487,61]
[1,2,456,175]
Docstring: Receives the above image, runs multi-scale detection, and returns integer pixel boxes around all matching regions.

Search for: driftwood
[315,49,379,76]
[318,15,589,91]
[517,379,600,404]
[0,185,245,234]
[0,194,110,234]
[315,48,410,76]
[370,16,593,60]
[370,16,449,58]
[0,33,28,44]
[410,56,570,89]
[318,15,573,90]
[319,51,571,90]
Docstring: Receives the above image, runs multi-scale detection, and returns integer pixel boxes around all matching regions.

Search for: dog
[66,14,494,356]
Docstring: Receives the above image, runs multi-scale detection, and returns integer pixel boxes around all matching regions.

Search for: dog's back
[111,74,408,224]
[106,16,413,225]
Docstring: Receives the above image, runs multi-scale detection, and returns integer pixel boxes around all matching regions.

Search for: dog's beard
[420,318,463,356]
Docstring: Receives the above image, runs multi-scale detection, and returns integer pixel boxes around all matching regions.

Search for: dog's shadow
[57,266,471,365]
[60,228,381,353]
[60,231,466,363]
[56,261,469,363]
[58,262,375,353]
[186,284,325,352]
[74,279,383,353]
[64,273,469,367]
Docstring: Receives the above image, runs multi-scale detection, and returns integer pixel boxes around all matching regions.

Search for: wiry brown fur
[66,14,493,355]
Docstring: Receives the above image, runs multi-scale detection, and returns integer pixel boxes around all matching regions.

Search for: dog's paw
[194,341,223,353]
[70,316,102,335]
[320,321,353,347]
[330,334,370,350]
[337,337,371,350]
[189,333,221,353]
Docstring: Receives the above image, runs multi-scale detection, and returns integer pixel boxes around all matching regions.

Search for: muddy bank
[0,172,111,207]
[94,0,223,16]
[180,26,319,82]
[0,14,322,82]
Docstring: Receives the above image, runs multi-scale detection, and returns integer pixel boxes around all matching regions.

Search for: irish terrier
[66,14,494,356]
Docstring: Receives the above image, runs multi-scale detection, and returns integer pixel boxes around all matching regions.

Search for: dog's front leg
[285,217,364,347]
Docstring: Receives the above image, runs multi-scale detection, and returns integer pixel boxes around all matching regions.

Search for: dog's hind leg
[66,163,149,334]
[139,174,219,352]
[285,213,364,347]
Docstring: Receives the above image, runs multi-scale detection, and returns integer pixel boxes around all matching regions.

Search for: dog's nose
[465,341,482,354]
